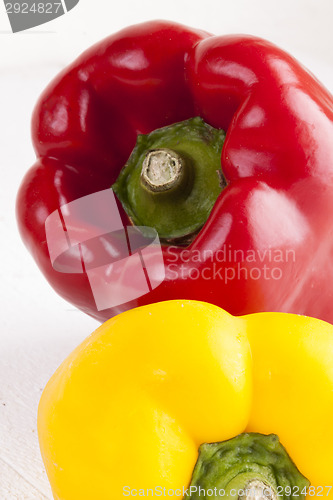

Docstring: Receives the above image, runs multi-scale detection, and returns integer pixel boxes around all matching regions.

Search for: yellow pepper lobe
[38,300,251,500]
[244,312,333,493]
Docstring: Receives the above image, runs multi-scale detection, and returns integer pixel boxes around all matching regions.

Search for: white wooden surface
[0,1,332,498]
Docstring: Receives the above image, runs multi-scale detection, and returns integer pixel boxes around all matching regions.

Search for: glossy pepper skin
[38,301,333,500]
[17,21,333,322]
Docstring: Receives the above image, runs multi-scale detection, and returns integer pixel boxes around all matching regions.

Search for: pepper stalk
[188,433,310,500]
[112,117,226,242]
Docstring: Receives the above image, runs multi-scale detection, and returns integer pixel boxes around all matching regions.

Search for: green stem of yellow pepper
[188,433,310,500]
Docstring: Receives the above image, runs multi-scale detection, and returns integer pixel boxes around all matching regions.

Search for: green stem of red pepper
[140,148,187,193]
[112,117,226,242]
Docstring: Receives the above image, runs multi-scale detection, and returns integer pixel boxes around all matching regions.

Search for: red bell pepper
[17,20,333,322]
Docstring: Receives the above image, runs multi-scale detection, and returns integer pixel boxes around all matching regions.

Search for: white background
[0,1,332,498]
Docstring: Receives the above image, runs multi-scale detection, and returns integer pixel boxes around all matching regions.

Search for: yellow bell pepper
[38,301,333,500]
